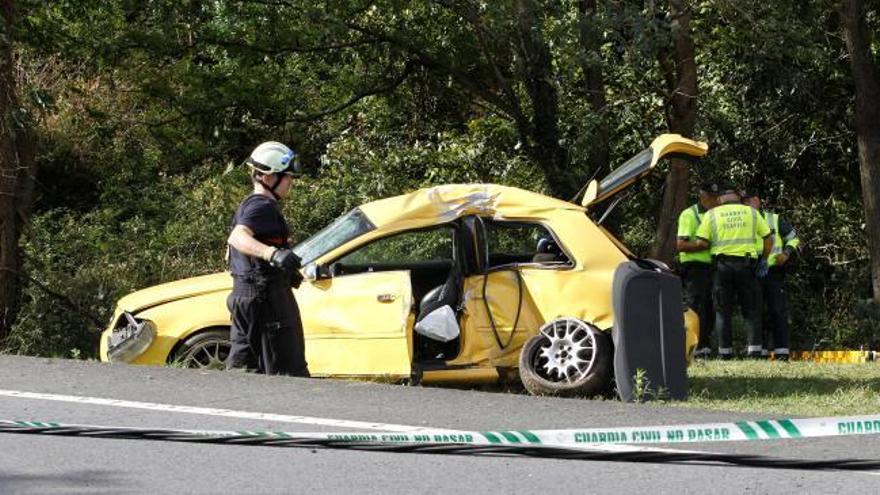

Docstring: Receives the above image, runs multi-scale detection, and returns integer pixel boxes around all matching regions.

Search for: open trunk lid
[581,134,708,208]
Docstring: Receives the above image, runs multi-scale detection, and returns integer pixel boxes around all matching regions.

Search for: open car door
[296,225,459,379]
[296,271,413,378]
[581,134,708,207]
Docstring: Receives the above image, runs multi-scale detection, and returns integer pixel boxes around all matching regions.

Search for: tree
[650,0,699,263]
[576,0,610,182]
[0,0,36,342]
[340,1,578,196]
[842,0,880,303]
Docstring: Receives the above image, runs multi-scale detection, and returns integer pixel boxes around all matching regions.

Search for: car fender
[126,290,232,365]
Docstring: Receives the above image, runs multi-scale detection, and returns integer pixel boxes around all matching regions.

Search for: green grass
[680,360,880,416]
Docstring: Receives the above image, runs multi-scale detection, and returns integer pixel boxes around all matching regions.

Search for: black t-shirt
[228,194,290,278]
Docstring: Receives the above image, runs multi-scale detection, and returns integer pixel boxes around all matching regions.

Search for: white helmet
[245,141,300,176]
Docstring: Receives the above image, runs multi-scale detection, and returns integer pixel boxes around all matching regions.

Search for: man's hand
[268,248,302,272]
[775,252,789,265]
[755,258,770,278]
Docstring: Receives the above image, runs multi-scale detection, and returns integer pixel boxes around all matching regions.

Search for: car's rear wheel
[173,329,231,370]
[518,318,612,397]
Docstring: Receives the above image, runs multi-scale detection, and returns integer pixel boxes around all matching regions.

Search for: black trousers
[713,256,762,353]
[226,281,309,376]
[681,262,715,350]
[758,268,790,354]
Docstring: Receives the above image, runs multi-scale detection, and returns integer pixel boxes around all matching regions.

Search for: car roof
[357,183,584,230]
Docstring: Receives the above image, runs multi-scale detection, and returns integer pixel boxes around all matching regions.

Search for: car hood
[117,272,233,314]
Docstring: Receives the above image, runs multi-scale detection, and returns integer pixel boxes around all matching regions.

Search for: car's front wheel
[518,318,612,397]
[173,329,231,370]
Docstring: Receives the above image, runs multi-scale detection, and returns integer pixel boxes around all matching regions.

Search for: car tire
[173,328,231,370]
[518,318,612,398]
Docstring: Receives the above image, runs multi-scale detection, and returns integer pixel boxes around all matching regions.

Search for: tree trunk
[515,0,574,199]
[842,0,880,303]
[0,0,36,342]
[577,0,611,181]
[650,0,699,263]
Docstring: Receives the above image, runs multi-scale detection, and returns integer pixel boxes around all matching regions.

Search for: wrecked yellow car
[100,134,706,397]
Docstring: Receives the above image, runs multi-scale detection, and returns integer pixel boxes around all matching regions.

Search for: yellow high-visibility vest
[696,203,770,257]
[677,203,711,263]
[754,211,801,266]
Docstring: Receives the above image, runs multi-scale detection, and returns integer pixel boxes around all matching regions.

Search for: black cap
[699,180,719,195]
[716,180,739,195]
[739,188,761,200]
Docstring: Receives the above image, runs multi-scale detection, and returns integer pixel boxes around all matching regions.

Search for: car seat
[415,264,462,360]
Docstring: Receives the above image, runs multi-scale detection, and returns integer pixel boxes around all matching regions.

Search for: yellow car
[101,134,706,397]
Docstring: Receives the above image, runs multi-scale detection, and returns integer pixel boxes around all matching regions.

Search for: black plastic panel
[612,259,688,401]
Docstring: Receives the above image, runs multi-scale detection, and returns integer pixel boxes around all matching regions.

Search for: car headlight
[106,312,156,363]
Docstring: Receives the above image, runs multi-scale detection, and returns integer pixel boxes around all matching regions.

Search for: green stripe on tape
[480,432,502,444]
[500,431,521,443]
[736,422,759,440]
[777,420,802,438]
[518,430,542,444]
[756,421,780,438]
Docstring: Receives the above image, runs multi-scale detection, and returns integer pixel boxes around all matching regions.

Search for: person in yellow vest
[741,190,801,361]
[676,181,719,358]
[684,182,772,359]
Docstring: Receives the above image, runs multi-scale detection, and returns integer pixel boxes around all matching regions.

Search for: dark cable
[482,267,524,350]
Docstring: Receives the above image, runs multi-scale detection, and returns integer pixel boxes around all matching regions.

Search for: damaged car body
[100,134,707,397]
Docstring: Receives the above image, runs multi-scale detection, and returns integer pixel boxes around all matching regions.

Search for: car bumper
[103,312,157,363]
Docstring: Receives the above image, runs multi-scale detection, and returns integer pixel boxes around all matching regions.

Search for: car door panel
[452,269,544,368]
[296,270,412,377]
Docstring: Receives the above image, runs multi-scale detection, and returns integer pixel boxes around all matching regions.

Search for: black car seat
[415,264,462,360]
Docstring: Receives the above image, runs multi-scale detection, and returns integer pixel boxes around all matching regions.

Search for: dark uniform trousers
[227,278,309,376]
[681,262,714,350]
[713,256,762,352]
[758,267,790,353]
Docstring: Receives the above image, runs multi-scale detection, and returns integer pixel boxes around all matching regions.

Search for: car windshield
[293,208,375,265]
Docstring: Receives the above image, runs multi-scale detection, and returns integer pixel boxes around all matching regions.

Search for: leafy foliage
[5,0,879,357]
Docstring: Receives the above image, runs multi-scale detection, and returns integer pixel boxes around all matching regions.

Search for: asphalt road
[0,355,878,494]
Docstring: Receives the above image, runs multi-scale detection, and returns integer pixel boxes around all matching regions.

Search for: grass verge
[681,360,880,416]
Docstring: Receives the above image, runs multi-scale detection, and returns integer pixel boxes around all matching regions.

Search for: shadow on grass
[687,374,880,400]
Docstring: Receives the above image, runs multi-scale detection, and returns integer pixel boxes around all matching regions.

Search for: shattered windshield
[293,208,375,265]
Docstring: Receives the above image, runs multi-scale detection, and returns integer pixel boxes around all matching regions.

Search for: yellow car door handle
[377,293,398,303]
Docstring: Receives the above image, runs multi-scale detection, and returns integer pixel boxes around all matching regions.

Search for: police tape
[4,414,880,448]
[791,350,878,363]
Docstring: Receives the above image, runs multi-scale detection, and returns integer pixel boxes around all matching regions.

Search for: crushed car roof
[358,184,583,230]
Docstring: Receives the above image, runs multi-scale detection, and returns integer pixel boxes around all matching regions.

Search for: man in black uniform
[681,182,772,359]
[226,141,309,376]
[741,190,802,361]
